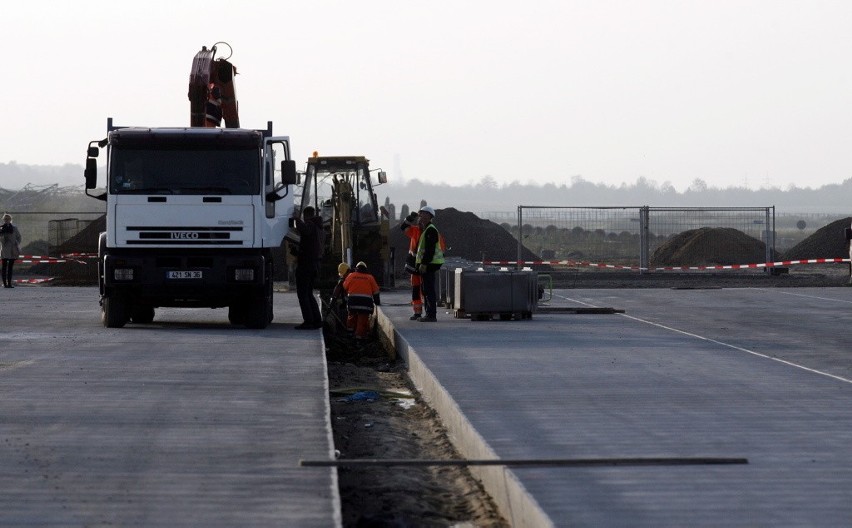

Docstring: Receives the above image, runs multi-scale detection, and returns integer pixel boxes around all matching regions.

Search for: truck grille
[124,226,245,245]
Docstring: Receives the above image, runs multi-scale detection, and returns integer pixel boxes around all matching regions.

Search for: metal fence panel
[7,212,104,256]
[515,206,775,271]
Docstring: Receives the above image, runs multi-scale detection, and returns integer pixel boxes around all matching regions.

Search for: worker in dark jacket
[343,261,381,339]
[415,206,444,322]
[292,206,323,329]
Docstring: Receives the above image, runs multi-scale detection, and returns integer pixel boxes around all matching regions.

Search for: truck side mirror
[281,160,299,185]
[377,171,387,184]
[87,146,100,158]
[84,158,98,189]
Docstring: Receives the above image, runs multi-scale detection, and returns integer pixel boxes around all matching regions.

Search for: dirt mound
[57,214,106,255]
[782,217,851,260]
[651,227,769,267]
[388,208,538,276]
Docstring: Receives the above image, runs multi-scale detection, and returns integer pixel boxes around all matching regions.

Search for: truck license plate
[166,271,203,279]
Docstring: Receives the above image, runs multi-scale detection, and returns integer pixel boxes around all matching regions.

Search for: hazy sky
[3,1,852,191]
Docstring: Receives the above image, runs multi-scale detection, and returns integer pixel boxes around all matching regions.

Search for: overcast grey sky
[3,1,851,191]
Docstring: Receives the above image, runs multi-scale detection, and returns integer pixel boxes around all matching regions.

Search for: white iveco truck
[84,118,298,328]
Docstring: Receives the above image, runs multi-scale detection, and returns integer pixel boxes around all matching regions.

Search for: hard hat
[356,261,368,271]
[337,262,350,276]
[419,206,436,218]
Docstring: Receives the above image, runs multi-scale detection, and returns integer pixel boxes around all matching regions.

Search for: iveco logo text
[171,232,199,239]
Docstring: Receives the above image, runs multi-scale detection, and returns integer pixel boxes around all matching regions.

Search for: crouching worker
[343,261,381,340]
[327,262,351,332]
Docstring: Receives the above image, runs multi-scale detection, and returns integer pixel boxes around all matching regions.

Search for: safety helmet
[356,261,368,271]
[337,262,350,276]
[419,206,436,218]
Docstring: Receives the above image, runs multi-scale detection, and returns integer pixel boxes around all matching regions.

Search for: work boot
[419,316,437,322]
[409,313,421,320]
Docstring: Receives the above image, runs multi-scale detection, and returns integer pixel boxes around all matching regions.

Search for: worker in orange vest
[400,211,425,320]
[343,261,381,339]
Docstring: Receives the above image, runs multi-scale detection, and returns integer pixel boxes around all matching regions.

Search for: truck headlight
[114,268,134,281]
[234,268,255,281]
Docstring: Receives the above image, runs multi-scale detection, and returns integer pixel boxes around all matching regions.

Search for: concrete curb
[318,327,344,528]
[375,307,553,528]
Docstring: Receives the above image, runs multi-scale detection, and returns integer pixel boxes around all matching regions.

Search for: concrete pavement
[0,286,340,527]
[377,286,852,527]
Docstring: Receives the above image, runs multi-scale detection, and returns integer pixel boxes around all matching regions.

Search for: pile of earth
[388,207,538,277]
[782,217,851,260]
[650,227,773,267]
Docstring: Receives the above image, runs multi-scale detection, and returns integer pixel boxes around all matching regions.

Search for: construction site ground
[373,271,852,526]
[3,268,852,526]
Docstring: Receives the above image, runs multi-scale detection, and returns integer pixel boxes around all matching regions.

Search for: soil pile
[651,227,769,267]
[782,217,851,260]
[57,214,105,254]
[389,207,538,277]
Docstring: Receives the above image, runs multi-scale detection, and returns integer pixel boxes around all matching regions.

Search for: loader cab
[301,155,381,227]
[300,155,390,287]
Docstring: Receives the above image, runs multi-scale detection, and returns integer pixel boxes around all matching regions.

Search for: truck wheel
[129,305,155,324]
[102,295,128,328]
[244,288,271,329]
[228,303,247,325]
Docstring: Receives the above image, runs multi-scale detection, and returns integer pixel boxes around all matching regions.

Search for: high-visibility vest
[416,223,444,266]
[406,224,446,254]
[343,271,380,312]
[404,225,421,254]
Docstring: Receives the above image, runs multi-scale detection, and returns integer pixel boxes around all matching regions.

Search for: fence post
[640,206,650,273]
[765,206,773,265]
[517,206,523,269]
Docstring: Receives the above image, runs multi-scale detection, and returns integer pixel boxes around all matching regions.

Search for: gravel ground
[326,338,508,528]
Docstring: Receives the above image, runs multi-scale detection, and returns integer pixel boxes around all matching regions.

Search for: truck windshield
[110,147,261,195]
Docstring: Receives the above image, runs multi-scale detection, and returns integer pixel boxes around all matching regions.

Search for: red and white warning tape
[480,257,851,272]
[16,255,89,264]
[12,278,56,285]
[653,258,849,271]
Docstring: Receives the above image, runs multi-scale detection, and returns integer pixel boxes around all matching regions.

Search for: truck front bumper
[102,250,270,307]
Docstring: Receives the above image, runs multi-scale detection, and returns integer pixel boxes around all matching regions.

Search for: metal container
[454,268,538,320]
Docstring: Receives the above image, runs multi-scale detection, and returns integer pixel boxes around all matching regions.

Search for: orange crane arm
[188,44,240,128]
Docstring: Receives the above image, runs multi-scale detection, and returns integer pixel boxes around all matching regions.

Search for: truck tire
[102,294,128,328]
[244,300,270,329]
[244,284,271,329]
[228,302,247,325]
